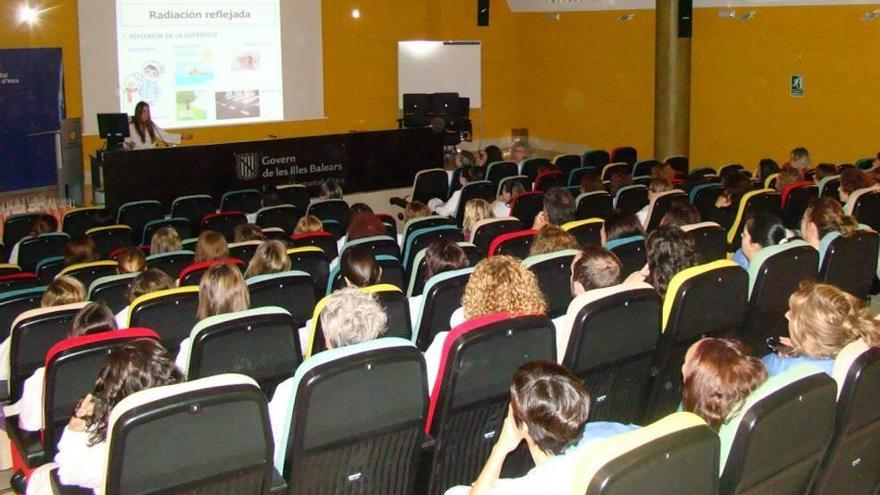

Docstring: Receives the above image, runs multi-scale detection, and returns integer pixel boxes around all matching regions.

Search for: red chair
[0,273,41,293]
[509,191,544,227]
[532,170,565,192]
[200,211,247,242]
[178,258,245,286]
[487,230,537,258]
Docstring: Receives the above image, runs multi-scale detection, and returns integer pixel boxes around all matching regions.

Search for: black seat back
[0,287,45,342]
[614,185,648,215]
[412,169,451,204]
[486,161,518,192]
[275,185,310,212]
[128,288,200,353]
[117,201,164,244]
[307,199,351,230]
[4,213,58,253]
[583,150,610,169]
[62,208,107,238]
[607,236,647,277]
[576,192,613,220]
[145,251,195,279]
[171,195,216,234]
[247,271,316,325]
[851,189,880,231]
[682,222,728,263]
[454,181,495,227]
[819,230,880,300]
[781,185,818,230]
[89,273,139,314]
[414,269,472,351]
[509,191,544,227]
[256,205,302,235]
[220,189,262,214]
[87,226,134,259]
[471,218,524,257]
[287,248,330,298]
[17,233,68,273]
[201,212,247,242]
[523,250,577,319]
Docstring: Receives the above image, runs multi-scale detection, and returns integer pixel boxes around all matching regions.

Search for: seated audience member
[175,263,250,372]
[0,275,89,382]
[293,215,323,235]
[813,163,838,183]
[340,247,382,288]
[244,240,291,279]
[579,169,604,194]
[636,178,673,226]
[463,199,494,240]
[609,171,633,197]
[41,276,87,308]
[403,201,431,223]
[480,145,504,166]
[63,236,99,267]
[149,226,182,255]
[651,161,676,183]
[763,281,880,377]
[790,147,812,171]
[444,361,637,495]
[424,256,548,393]
[408,239,470,325]
[349,203,373,217]
[233,223,264,243]
[659,200,701,227]
[25,339,183,494]
[193,230,229,263]
[8,216,54,265]
[429,166,485,218]
[268,288,388,449]
[626,225,700,297]
[11,302,118,432]
[115,247,146,274]
[509,141,531,163]
[839,167,878,212]
[346,212,386,243]
[529,225,580,257]
[800,197,858,250]
[775,165,803,194]
[601,210,645,245]
[709,171,753,231]
[682,338,768,432]
[115,269,175,328]
[458,150,477,168]
[491,180,526,218]
[319,178,343,200]
[532,187,576,230]
[732,213,787,269]
[757,158,780,184]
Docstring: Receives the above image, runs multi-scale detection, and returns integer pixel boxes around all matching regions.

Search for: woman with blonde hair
[462,198,494,240]
[41,276,87,307]
[115,247,146,274]
[149,226,182,255]
[800,197,859,250]
[763,281,880,377]
[175,263,251,372]
[403,201,431,223]
[424,255,548,393]
[244,240,291,278]
[293,215,323,234]
[529,225,580,257]
[193,230,229,263]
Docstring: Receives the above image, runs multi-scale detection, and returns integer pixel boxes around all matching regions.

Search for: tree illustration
[177,91,197,110]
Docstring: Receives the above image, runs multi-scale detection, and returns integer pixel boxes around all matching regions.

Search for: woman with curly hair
[424,255,548,393]
[26,339,183,493]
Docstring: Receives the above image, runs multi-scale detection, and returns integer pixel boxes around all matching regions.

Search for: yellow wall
[691,5,880,168]
[3,1,878,181]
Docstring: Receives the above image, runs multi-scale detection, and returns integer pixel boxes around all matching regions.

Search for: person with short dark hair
[532,187,575,230]
[601,210,645,244]
[790,147,811,171]
[660,200,701,227]
[445,361,637,494]
[757,158,780,183]
[480,145,504,166]
[429,166,484,218]
[732,213,788,269]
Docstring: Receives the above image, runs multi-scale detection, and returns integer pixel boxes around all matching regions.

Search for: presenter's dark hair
[132,101,156,143]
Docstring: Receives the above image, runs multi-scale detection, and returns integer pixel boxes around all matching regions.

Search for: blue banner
[0,48,64,192]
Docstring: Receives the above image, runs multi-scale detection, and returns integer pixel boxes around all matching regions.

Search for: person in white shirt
[428,166,484,218]
[636,178,672,228]
[175,263,250,373]
[423,256,548,394]
[444,361,638,495]
[268,288,388,456]
[7,302,117,432]
[490,180,525,219]
[26,339,184,494]
[115,269,175,328]
[123,101,193,150]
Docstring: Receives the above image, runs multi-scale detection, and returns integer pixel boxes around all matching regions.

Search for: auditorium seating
[561,283,660,424]
[567,166,595,187]
[453,181,494,227]
[340,234,401,260]
[647,260,748,420]
[61,207,106,238]
[228,240,261,265]
[307,199,350,229]
[613,184,648,215]
[413,267,472,350]
[274,338,426,493]
[127,286,200,352]
[220,188,262,214]
[576,191,613,220]
[572,412,719,495]
[532,170,565,192]
[58,261,119,289]
[583,149,611,169]
[87,273,139,313]
[602,162,631,183]
[255,205,300,234]
[718,365,836,495]
[562,218,603,247]
[116,200,163,244]
[144,250,194,279]
[0,273,41,293]
[406,242,478,298]
[847,186,880,231]
[3,213,58,259]
[6,329,160,477]
[140,217,192,245]
[509,191,544,227]
[402,225,463,273]
[665,155,689,177]
[611,146,638,166]
[681,222,727,263]
[780,182,817,230]
[171,194,216,233]
[553,154,582,179]
[633,159,660,177]
[690,183,724,220]
[286,246,330,298]
[485,161,518,192]
[275,184,310,212]
[811,341,880,495]
[425,313,556,495]
[719,164,744,177]
[15,233,68,273]
[644,190,688,231]
[86,225,133,259]
[0,264,20,276]
[51,374,280,494]
[604,235,646,277]
[818,174,841,198]
[0,287,45,341]
[726,189,781,252]
[35,257,64,284]
[200,211,247,242]
[289,231,338,260]
[520,157,551,183]
[178,258,245,286]
[327,254,405,294]
[488,230,536,258]
[411,168,450,205]
[183,307,302,395]
[741,241,818,354]
[468,217,521,254]
[496,175,531,198]
[522,249,578,318]
[818,230,879,300]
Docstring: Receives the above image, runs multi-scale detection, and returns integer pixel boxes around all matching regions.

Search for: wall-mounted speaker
[678,0,692,38]
[478,0,490,27]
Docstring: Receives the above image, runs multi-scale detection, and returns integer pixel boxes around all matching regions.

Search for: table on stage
[90,128,444,214]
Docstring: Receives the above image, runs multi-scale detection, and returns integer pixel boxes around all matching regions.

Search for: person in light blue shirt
[444,361,638,495]
[732,212,787,270]
[762,281,880,378]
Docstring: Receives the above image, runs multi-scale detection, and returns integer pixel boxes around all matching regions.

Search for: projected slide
[116,0,283,128]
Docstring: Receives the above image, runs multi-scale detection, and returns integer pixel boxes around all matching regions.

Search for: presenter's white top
[124,122,181,150]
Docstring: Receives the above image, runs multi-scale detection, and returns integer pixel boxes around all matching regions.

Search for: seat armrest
[6,416,47,469]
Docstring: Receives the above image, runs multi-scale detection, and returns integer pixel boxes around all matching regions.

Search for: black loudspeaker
[678,0,692,38]
[478,0,489,27]
[403,93,430,127]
